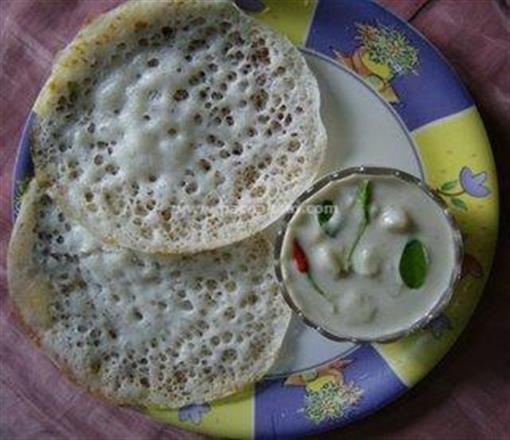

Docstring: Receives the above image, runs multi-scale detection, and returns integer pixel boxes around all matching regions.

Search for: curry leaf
[399,239,428,289]
[451,197,468,211]
[440,180,458,191]
[307,273,337,312]
[317,200,335,228]
[346,180,373,267]
[357,180,372,223]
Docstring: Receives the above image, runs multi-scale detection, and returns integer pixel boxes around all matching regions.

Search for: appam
[32,0,327,254]
[7,181,291,408]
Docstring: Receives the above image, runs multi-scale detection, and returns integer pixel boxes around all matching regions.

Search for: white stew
[280,174,459,340]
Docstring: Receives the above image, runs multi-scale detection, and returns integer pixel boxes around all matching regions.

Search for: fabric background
[1,1,508,439]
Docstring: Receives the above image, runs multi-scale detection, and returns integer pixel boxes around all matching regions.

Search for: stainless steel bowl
[274,166,464,343]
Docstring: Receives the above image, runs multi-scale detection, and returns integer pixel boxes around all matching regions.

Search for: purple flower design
[178,403,211,425]
[436,166,491,211]
[234,0,266,13]
[459,166,491,198]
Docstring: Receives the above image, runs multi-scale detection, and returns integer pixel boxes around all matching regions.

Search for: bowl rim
[274,166,464,343]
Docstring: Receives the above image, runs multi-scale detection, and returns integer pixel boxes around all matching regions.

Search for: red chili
[292,239,309,273]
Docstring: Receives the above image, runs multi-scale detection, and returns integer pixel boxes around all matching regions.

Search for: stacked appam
[8,0,327,408]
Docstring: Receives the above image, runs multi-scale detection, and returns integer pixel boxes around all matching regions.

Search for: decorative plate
[12,0,499,438]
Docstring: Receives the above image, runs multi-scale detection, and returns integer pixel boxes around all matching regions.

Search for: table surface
[1,1,509,439]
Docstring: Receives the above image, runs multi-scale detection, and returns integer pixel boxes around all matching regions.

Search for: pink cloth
[1,1,508,439]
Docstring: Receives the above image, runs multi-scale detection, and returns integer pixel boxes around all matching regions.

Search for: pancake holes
[160,208,172,222]
[210,336,220,346]
[161,26,174,38]
[211,91,223,101]
[132,308,143,321]
[250,186,265,198]
[84,192,94,202]
[250,89,268,110]
[206,194,220,206]
[271,121,282,132]
[285,78,296,90]
[173,89,189,101]
[181,300,193,311]
[94,154,104,165]
[147,58,159,68]
[223,307,236,320]
[193,113,203,125]
[144,199,156,211]
[206,279,218,290]
[105,163,119,175]
[221,331,233,343]
[167,127,177,136]
[277,154,288,166]
[221,348,237,361]
[287,139,301,152]
[257,114,270,123]
[245,313,255,322]
[90,360,102,374]
[198,158,211,172]
[198,320,210,331]
[224,280,236,292]
[232,143,243,155]
[199,89,208,100]
[185,181,198,194]
[134,203,148,217]
[157,301,167,310]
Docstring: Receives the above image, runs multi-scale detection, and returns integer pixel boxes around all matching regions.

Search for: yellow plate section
[248,0,317,46]
[146,386,254,440]
[375,107,499,386]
